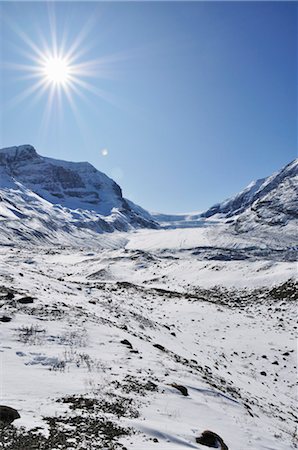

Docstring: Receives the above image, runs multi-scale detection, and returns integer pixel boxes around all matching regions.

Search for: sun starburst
[3,8,124,132]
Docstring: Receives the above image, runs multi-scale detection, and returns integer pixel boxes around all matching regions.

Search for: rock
[260,371,267,376]
[120,339,133,349]
[18,296,34,304]
[0,316,12,323]
[196,430,228,449]
[0,405,20,426]
[153,343,165,351]
[145,381,158,391]
[170,383,188,396]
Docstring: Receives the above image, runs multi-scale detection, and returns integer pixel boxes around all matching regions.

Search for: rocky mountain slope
[201,158,298,225]
[0,145,157,244]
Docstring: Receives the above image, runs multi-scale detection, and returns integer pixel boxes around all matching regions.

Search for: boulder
[0,405,20,426]
[196,430,228,450]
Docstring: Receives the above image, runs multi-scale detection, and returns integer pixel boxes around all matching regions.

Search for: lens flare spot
[101,148,108,157]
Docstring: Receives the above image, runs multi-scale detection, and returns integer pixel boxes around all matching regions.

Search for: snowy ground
[0,227,297,449]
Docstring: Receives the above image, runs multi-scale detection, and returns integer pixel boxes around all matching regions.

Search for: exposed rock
[0,316,12,323]
[18,296,34,304]
[120,339,133,349]
[153,343,165,351]
[196,430,228,450]
[170,383,188,397]
[0,406,20,427]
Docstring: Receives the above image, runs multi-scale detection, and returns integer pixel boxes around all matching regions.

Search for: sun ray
[63,13,100,62]
[47,2,59,59]
[68,76,117,105]
[4,17,46,62]
[39,82,57,141]
[7,78,49,109]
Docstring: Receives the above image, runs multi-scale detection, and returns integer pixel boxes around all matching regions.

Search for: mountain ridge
[201,158,298,221]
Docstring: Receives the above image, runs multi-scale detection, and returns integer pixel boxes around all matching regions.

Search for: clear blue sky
[0,1,297,213]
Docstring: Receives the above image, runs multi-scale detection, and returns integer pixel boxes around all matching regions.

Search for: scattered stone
[170,383,188,397]
[120,339,133,349]
[18,296,34,304]
[0,316,12,323]
[146,381,158,391]
[153,343,165,351]
[0,405,20,426]
[196,430,228,449]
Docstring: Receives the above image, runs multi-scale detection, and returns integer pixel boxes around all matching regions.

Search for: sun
[43,56,71,85]
[5,8,123,128]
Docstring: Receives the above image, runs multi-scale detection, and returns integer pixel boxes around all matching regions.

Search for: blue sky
[0,1,297,213]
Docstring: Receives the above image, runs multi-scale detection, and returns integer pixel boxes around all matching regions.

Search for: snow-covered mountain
[201,158,298,223]
[0,145,158,244]
[0,145,297,250]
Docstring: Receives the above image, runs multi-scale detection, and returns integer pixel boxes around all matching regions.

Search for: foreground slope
[0,245,297,450]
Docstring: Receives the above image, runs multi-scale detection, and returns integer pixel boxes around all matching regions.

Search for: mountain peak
[0,145,38,162]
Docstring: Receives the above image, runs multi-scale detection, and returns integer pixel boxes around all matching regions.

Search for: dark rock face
[0,406,20,426]
[196,430,228,450]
